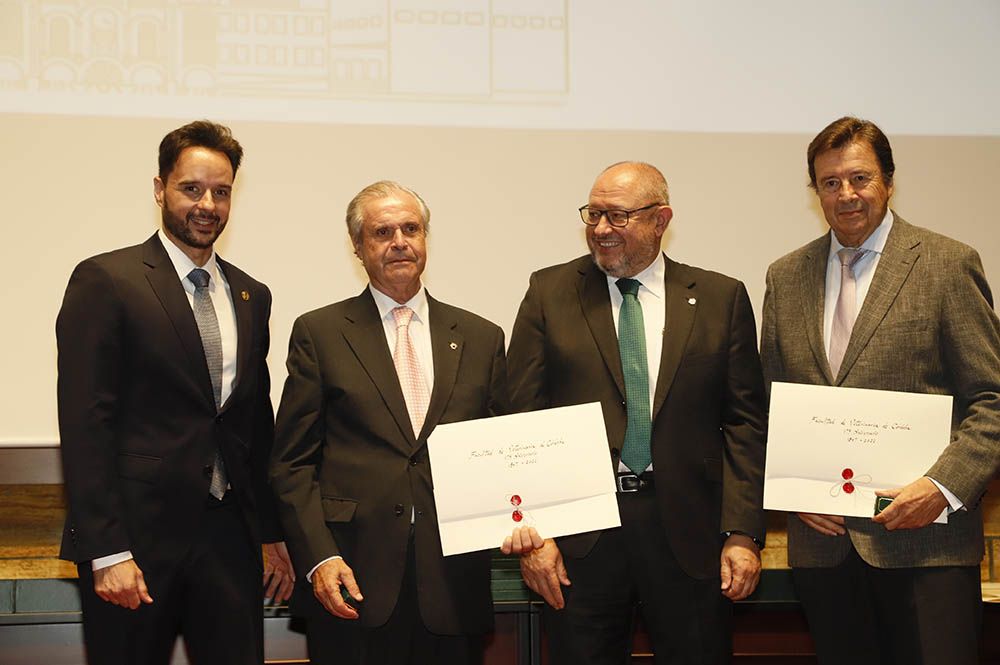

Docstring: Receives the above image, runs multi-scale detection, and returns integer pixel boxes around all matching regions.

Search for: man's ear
[654,205,674,235]
[153,176,165,209]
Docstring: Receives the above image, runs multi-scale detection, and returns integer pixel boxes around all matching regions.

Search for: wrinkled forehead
[363,193,424,225]
[814,141,883,177]
[589,168,644,206]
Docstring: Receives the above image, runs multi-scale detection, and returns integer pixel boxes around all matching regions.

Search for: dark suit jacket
[56,233,280,571]
[269,289,508,634]
[507,254,767,580]
[761,215,1000,568]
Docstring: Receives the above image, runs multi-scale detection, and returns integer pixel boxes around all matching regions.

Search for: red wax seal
[843,482,855,494]
[512,509,523,522]
[842,468,854,480]
[510,494,522,507]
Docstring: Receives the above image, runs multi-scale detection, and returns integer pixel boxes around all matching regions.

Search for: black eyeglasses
[579,203,663,227]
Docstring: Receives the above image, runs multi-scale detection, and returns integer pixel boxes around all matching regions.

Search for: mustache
[188,212,221,223]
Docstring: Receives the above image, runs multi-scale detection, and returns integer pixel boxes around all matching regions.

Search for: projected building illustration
[0,0,568,101]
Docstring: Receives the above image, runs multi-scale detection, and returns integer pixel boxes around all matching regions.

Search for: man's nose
[593,213,615,234]
[390,228,407,247]
[196,190,216,210]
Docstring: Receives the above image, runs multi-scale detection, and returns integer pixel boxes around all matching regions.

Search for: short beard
[162,206,224,250]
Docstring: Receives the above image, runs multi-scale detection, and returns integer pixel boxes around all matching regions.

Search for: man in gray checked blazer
[761,116,1000,665]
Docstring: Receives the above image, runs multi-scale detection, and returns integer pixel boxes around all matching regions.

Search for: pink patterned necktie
[828,248,868,377]
[392,306,430,437]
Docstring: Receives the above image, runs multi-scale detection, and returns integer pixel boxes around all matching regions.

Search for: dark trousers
[306,535,483,665]
[793,545,982,665]
[78,498,263,665]
[544,491,731,665]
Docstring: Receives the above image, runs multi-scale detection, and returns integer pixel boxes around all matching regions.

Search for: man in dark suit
[269,181,508,665]
[56,120,294,665]
[761,116,1000,665]
[503,162,767,664]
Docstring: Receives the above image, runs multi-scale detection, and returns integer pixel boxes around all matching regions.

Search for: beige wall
[2,113,998,443]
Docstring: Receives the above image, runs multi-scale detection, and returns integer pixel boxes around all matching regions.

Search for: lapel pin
[449,342,458,350]
[687,297,696,305]
[241,290,250,301]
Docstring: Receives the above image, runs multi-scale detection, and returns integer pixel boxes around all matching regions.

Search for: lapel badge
[687,297,697,305]
[241,290,250,301]
[449,341,458,350]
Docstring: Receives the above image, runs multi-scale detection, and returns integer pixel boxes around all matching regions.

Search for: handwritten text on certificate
[764,382,952,520]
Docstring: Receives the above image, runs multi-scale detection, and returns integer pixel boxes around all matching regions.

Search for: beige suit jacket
[761,215,1000,568]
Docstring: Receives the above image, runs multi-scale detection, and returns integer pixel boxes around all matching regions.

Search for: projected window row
[0,0,568,102]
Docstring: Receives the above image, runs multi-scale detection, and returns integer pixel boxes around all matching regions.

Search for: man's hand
[796,512,846,536]
[519,538,571,610]
[873,476,949,530]
[501,526,544,555]
[312,558,363,620]
[262,541,296,603]
[93,559,153,610]
[720,534,761,601]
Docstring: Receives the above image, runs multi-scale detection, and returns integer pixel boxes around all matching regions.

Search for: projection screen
[1,0,998,449]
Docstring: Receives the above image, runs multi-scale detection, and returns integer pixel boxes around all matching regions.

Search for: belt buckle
[617,473,641,493]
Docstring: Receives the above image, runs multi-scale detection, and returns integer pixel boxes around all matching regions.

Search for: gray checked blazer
[761,214,1000,568]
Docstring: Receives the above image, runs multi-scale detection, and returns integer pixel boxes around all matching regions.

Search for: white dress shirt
[607,252,666,473]
[92,231,239,571]
[822,211,962,512]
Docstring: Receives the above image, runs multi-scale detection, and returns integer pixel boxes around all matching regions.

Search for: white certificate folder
[427,402,621,556]
[763,382,952,521]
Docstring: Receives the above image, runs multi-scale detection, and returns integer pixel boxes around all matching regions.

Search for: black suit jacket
[56,234,279,571]
[269,289,508,634]
[507,255,767,579]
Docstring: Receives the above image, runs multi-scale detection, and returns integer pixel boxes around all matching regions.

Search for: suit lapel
[341,290,417,451]
[142,234,216,408]
[799,235,835,384]
[423,294,463,441]
[651,257,696,420]
[217,258,252,412]
[837,216,919,382]
[577,263,626,399]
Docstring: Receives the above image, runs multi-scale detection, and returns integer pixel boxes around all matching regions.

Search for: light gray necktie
[188,268,227,500]
[828,248,868,377]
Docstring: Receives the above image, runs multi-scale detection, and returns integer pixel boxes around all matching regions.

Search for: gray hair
[345,180,431,245]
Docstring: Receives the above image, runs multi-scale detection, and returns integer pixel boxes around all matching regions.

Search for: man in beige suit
[761,116,1000,664]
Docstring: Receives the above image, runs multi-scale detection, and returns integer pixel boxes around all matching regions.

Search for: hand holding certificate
[764,382,952,522]
[427,402,621,556]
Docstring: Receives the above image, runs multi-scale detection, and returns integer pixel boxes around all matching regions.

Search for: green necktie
[615,278,652,474]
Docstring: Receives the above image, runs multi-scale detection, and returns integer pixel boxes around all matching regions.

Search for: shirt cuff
[723,531,763,549]
[92,551,133,571]
[306,555,342,583]
[927,477,965,512]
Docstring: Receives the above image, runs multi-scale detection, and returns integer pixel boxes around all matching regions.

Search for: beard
[161,203,226,250]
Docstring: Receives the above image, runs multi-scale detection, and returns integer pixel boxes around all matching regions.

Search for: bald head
[595,162,670,206]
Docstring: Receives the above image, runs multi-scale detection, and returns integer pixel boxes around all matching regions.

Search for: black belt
[617,471,655,493]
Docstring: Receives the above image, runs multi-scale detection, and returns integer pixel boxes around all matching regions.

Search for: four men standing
[55,119,999,663]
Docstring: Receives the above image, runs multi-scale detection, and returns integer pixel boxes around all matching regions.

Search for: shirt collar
[369,283,429,324]
[606,251,666,300]
[157,228,221,286]
[829,208,894,260]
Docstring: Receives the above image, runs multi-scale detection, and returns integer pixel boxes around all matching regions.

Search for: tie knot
[188,268,210,289]
[392,306,415,329]
[837,248,867,271]
[616,278,641,298]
